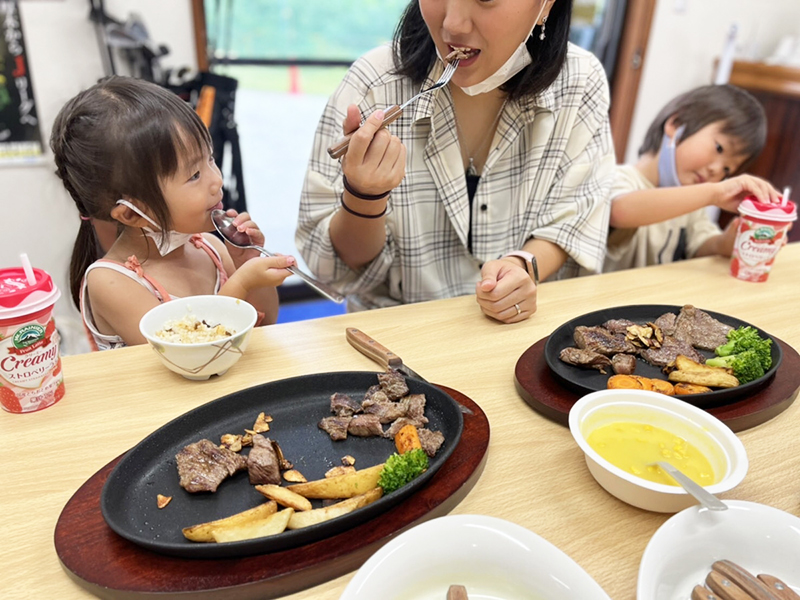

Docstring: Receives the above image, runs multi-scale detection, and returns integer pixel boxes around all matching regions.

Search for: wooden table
[3,244,800,600]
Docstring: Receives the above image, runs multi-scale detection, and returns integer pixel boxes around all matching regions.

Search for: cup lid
[738,197,797,222]
[0,268,60,317]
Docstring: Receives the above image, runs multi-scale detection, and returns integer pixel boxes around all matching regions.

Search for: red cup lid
[0,268,57,311]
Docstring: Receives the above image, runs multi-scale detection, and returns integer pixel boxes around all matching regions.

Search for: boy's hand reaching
[713,174,781,212]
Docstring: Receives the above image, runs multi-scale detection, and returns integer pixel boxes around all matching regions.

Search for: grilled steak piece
[404,394,428,424]
[611,353,637,375]
[640,336,704,367]
[247,434,281,485]
[363,384,390,406]
[384,416,427,439]
[330,392,362,417]
[176,439,247,493]
[378,370,409,401]
[318,416,352,441]
[559,347,613,373]
[417,428,445,457]
[672,305,733,351]
[573,326,637,356]
[653,312,677,335]
[602,319,637,335]
[363,397,409,423]
[348,414,384,437]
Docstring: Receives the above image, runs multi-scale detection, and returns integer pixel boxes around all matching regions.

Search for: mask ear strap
[115,199,161,230]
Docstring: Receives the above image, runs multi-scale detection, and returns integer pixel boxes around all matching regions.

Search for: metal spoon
[653,461,728,511]
[211,209,345,303]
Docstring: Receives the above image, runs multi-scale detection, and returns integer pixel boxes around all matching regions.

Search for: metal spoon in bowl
[653,461,728,511]
[211,209,345,304]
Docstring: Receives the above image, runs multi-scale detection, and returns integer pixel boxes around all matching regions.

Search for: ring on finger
[514,303,521,316]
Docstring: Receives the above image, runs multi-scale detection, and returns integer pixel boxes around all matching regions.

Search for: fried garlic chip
[253,412,272,433]
[283,469,308,483]
[157,494,172,509]
[220,433,243,452]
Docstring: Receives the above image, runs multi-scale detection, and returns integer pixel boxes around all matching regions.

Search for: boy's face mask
[657,124,686,188]
[115,199,193,256]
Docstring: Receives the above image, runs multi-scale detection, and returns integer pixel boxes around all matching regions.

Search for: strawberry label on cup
[0,321,60,389]
[730,197,796,283]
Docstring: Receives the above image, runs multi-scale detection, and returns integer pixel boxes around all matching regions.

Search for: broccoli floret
[706,349,765,384]
[378,448,429,494]
[715,326,772,369]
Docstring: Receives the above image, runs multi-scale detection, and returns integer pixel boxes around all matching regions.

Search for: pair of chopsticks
[692,560,799,600]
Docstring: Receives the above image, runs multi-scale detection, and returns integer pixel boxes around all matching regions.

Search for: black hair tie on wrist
[342,174,391,201]
[340,197,387,219]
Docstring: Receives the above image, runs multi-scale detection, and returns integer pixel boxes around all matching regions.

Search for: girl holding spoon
[297,0,615,322]
[52,76,295,349]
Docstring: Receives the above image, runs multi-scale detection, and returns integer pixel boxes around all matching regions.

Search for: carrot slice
[607,374,644,390]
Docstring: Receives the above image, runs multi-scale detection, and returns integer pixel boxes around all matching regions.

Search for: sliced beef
[417,428,445,457]
[672,305,733,351]
[404,394,428,425]
[384,416,427,439]
[378,370,409,401]
[602,319,637,335]
[363,384,390,406]
[330,392,362,417]
[559,347,613,374]
[176,439,247,493]
[573,326,636,356]
[653,312,677,336]
[640,336,704,367]
[348,414,384,437]
[247,434,281,485]
[611,353,637,375]
[363,397,409,424]
[318,416,352,441]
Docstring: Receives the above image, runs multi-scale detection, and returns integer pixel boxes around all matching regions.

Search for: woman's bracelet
[340,197,387,219]
[342,174,391,201]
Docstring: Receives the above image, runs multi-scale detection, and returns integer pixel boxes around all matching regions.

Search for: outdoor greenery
[205,0,409,61]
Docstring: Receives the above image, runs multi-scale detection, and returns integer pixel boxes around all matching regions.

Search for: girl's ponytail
[68,218,100,308]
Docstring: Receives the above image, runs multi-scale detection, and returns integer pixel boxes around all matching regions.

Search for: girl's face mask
[115,199,193,256]
[657,124,686,188]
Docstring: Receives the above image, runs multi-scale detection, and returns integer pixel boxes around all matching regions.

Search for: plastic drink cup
[0,267,64,413]
[731,196,797,283]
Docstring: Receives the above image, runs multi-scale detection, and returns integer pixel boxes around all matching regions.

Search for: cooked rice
[155,315,235,344]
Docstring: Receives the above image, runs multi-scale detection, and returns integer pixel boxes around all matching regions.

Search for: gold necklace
[454,98,508,177]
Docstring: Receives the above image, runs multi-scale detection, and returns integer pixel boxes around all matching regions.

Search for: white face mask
[455,1,549,97]
[115,199,193,256]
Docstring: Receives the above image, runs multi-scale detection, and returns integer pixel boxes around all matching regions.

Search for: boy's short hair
[639,84,767,174]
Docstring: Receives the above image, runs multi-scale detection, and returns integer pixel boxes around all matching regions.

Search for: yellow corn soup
[587,422,715,486]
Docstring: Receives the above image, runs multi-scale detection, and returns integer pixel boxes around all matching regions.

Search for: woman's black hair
[50,75,212,308]
[392,0,574,101]
[639,84,767,173]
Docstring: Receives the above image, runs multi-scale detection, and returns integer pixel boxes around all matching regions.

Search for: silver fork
[327,60,459,159]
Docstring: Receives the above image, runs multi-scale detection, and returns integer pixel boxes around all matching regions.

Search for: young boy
[604,84,781,272]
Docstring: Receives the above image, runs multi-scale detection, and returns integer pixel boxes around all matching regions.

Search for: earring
[539,16,547,41]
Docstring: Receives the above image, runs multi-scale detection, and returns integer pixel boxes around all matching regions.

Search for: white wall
[0,0,196,354]
[625,0,800,163]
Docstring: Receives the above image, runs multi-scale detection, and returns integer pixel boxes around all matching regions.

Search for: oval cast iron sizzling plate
[544,305,782,408]
[100,371,464,559]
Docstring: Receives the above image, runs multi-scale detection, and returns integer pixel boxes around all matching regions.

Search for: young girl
[604,84,781,272]
[51,76,295,349]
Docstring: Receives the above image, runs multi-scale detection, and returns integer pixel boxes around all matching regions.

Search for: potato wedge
[325,465,356,478]
[673,382,713,395]
[286,463,384,499]
[668,369,739,388]
[211,507,294,543]
[286,487,383,530]
[182,500,277,542]
[255,484,313,512]
[674,355,733,375]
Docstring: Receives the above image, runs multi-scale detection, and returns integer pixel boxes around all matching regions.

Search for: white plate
[637,500,800,599]
[341,514,610,600]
